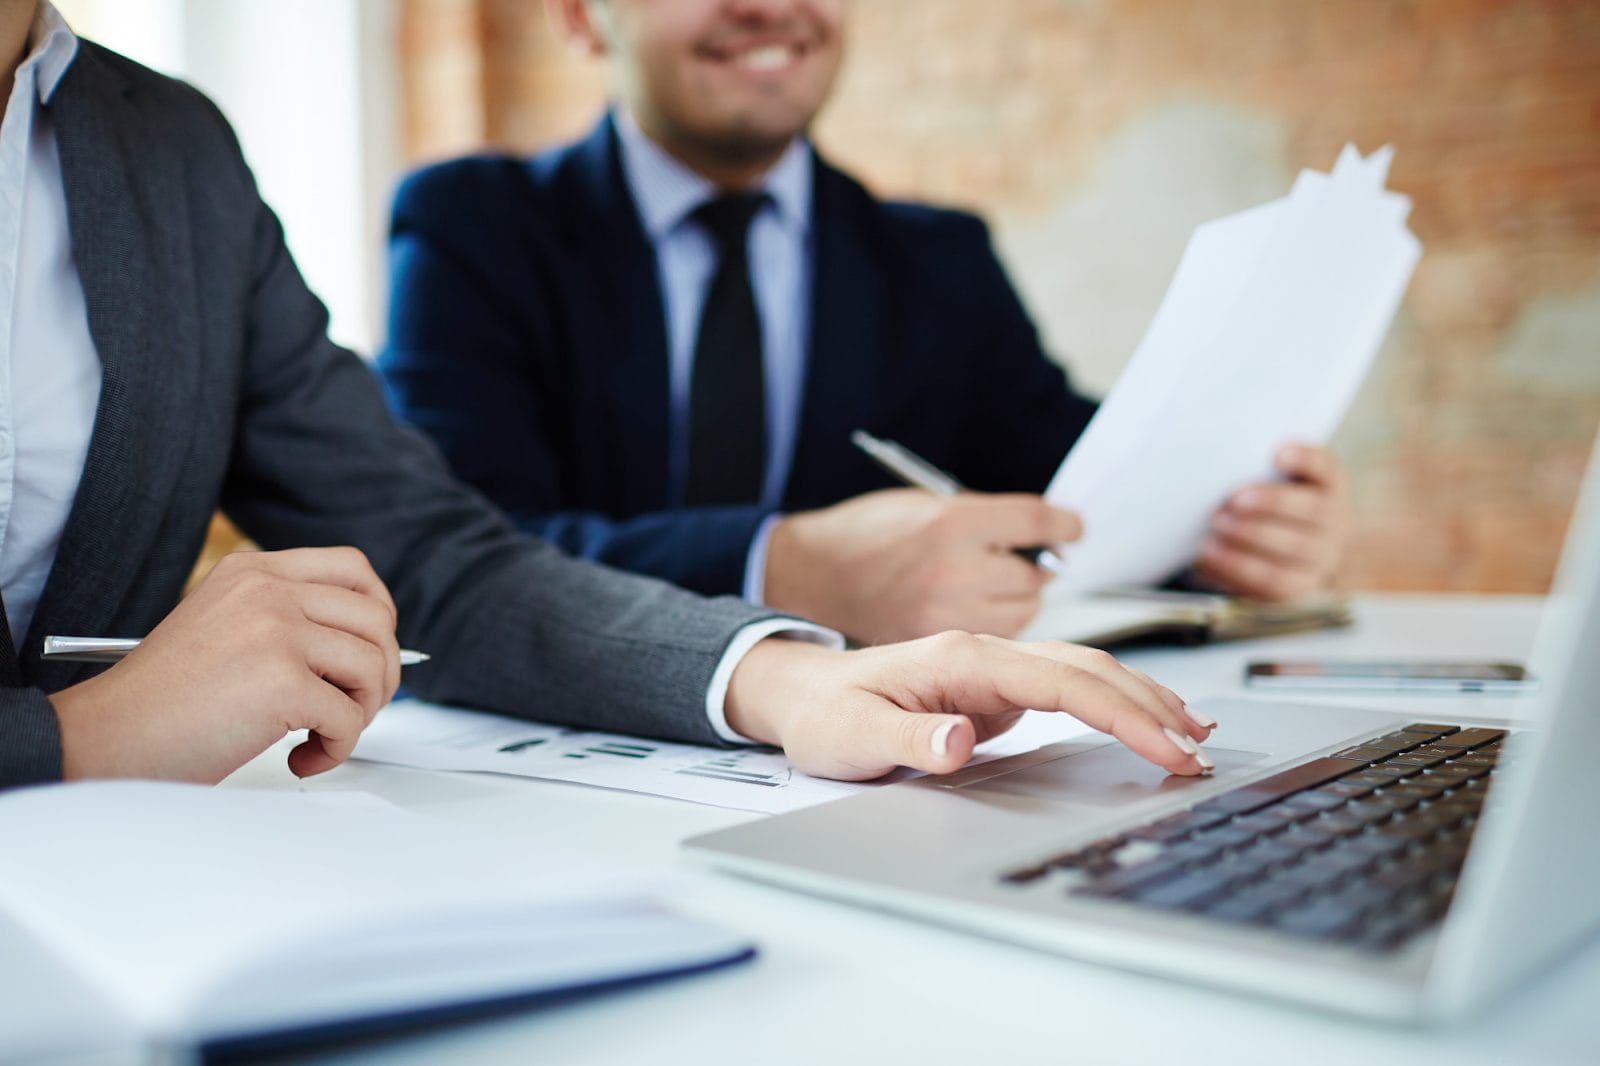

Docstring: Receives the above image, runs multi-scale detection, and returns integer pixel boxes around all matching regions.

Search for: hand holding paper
[1043,145,1419,596]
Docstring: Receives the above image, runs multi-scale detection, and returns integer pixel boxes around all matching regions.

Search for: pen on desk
[41,635,432,666]
[849,429,1065,575]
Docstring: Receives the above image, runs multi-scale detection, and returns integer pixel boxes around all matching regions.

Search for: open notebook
[0,782,752,1060]
[1020,589,1352,648]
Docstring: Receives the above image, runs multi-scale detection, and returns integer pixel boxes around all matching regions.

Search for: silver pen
[850,430,1064,575]
[42,635,431,666]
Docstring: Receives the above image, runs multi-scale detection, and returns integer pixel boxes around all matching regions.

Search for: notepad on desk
[0,782,753,1061]
[1019,588,1352,649]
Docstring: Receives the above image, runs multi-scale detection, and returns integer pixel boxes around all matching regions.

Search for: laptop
[686,433,1600,1022]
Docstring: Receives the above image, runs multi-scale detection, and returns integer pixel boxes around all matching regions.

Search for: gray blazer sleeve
[198,102,783,746]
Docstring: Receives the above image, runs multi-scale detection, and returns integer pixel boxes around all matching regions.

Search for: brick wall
[396,0,1600,593]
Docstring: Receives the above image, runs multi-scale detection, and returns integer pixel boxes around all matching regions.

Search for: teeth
[737,45,793,71]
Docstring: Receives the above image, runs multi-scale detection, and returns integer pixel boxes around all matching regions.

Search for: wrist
[724,636,840,748]
[761,512,819,618]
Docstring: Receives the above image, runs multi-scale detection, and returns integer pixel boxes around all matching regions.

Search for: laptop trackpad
[972,743,1271,807]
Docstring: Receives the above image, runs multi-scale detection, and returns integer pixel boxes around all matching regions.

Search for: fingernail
[1162,727,1199,757]
[1185,705,1217,729]
[932,719,959,759]
[1194,747,1216,772]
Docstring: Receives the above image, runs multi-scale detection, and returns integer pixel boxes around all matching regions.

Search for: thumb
[861,705,976,777]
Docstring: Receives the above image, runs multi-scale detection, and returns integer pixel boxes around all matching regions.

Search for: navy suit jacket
[380,117,1099,598]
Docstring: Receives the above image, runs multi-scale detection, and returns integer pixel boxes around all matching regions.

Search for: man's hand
[764,489,1082,644]
[725,631,1215,781]
[51,547,402,784]
[1193,443,1350,601]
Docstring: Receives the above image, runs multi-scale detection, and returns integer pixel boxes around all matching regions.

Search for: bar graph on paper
[352,700,868,814]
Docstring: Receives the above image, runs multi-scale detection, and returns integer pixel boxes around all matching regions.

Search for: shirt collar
[614,108,813,242]
[26,2,80,105]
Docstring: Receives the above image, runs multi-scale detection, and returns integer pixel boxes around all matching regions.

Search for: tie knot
[693,192,768,253]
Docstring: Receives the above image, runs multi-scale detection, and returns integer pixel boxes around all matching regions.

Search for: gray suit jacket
[0,42,779,787]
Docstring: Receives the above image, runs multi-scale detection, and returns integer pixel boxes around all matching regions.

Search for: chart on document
[352,700,870,814]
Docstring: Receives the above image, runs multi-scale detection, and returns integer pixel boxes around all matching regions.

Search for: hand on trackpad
[974,742,1270,807]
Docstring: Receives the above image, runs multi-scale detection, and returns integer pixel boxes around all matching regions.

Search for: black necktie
[685,193,767,506]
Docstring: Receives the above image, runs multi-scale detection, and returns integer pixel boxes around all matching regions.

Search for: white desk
[224,594,1598,1066]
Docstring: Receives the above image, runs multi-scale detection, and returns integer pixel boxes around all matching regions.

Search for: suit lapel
[786,158,893,506]
[24,47,201,684]
[560,118,672,511]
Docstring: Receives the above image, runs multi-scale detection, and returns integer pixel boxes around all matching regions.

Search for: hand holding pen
[758,436,1081,645]
[47,548,411,785]
[850,430,1069,574]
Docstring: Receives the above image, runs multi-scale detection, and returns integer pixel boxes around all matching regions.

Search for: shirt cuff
[704,618,845,744]
[740,513,784,605]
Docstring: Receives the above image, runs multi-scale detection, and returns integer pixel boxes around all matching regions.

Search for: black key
[1232,811,1299,835]
[1309,811,1370,838]
[1367,791,1425,814]
[1385,781,1450,801]
[1076,858,1187,898]
[1206,892,1280,925]
[1401,723,1461,738]
[1330,744,1401,764]
[1387,752,1448,770]
[1189,825,1265,850]
[1379,818,1444,846]
[1284,791,1350,813]
[1134,869,1238,911]
[1001,866,1049,885]
[1314,848,1381,878]
[1364,764,1418,780]
[1430,728,1506,751]
[1453,754,1499,768]
[1346,801,1397,825]
[1341,771,1402,790]
[1236,840,1303,868]
[1342,832,1410,859]
[1276,825,1341,851]
[1162,840,1227,865]
[1319,780,1379,800]
[1424,764,1490,784]
[1195,758,1359,816]
[1128,808,1230,842]
[1273,860,1347,891]
[1274,898,1367,940]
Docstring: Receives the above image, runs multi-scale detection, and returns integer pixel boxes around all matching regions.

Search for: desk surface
[223,594,1597,1066]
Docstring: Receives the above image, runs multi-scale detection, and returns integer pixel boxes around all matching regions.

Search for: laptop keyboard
[999,723,1508,950]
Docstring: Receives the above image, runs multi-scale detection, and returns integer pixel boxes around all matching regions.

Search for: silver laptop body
[686,435,1600,1022]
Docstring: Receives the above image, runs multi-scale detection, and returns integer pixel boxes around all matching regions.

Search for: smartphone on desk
[1244,659,1537,694]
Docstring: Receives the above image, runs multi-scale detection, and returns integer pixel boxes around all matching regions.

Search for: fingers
[1275,442,1346,493]
[986,637,1212,759]
[1194,537,1322,602]
[1207,508,1326,569]
[284,681,372,778]
[1222,481,1330,531]
[226,546,399,623]
[296,584,403,704]
[302,624,395,724]
[946,494,1083,550]
[897,633,1209,776]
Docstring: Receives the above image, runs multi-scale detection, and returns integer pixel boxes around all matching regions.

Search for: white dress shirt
[0,3,99,645]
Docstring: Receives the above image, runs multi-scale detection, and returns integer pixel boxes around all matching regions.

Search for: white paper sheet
[354,700,876,814]
[1044,145,1421,594]
[354,701,1104,814]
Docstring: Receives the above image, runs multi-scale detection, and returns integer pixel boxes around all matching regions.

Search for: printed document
[1043,145,1421,594]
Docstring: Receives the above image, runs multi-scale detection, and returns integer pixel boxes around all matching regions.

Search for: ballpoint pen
[41,635,431,666]
[850,429,1064,575]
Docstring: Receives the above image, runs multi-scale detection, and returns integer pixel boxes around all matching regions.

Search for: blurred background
[57,0,1600,595]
